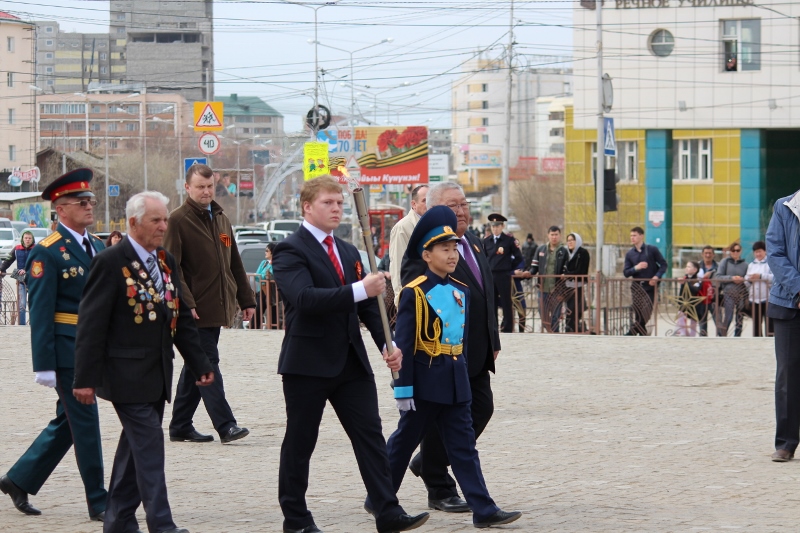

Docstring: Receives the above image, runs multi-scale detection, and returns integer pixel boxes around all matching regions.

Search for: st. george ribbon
[339,165,399,381]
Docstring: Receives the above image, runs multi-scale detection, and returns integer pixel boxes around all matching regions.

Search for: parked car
[10,221,29,234]
[235,230,271,245]
[266,219,302,233]
[27,227,52,242]
[0,228,20,259]
[0,218,13,229]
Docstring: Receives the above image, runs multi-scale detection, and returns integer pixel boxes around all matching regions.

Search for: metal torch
[347,176,399,381]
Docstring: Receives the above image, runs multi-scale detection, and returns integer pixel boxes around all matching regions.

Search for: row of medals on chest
[60,248,84,278]
[122,260,176,324]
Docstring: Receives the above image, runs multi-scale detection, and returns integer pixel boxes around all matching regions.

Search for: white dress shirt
[302,220,368,302]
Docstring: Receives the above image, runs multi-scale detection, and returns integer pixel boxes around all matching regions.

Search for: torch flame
[337,165,350,178]
[338,164,361,191]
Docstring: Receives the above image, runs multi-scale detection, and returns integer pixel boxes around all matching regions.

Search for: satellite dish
[602,73,613,113]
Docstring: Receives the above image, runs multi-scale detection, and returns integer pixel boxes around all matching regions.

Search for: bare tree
[510,174,564,243]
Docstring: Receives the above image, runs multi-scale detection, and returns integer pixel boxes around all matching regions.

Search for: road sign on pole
[193,102,224,131]
[184,157,208,175]
[108,185,120,197]
[603,117,616,156]
[198,132,221,155]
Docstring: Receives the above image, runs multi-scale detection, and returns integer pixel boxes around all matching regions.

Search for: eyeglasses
[444,202,470,212]
[731,248,742,253]
[61,199,98,208]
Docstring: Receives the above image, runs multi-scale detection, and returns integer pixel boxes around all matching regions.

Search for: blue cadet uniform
[1,169,107,519]
[383,205,503,525]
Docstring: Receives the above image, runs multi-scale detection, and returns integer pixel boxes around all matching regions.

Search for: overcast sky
[6,1,573,132]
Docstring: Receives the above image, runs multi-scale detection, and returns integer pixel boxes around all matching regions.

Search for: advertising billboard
[318,126,428,185]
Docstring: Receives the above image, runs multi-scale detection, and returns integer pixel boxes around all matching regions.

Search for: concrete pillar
[740,129,766,247]
[644,130,673,272]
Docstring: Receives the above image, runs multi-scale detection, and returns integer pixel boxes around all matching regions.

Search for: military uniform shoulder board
[90,233,101,240]
[402,275,428,291]
[39,232,62,248]
[449,276,468,287]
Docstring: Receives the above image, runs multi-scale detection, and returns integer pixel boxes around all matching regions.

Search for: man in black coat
[73,191,215,533]
[483,213,523,333]
[272,175,429,533]
[400,181,501,514]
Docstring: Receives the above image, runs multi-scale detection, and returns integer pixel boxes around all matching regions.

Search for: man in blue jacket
[766,190,800,462]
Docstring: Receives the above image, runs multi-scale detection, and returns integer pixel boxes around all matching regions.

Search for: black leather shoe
[378,512,429,533]
[364,502,375,517]
[90,510,105,522]
[474,510,522,528]
[169,429,214,443]
[428,496,470,513]
[283,525,322,533]
[221,426,250,443]
[160,528,190,533]
[0,475,41,515]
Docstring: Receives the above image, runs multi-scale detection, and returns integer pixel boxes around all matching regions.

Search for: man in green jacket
[166,163,256,444]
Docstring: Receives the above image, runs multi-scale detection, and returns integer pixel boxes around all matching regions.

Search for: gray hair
[126,191,169,224]
[426,181,465,208]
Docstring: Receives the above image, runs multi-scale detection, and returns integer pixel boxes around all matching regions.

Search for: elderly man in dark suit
[400,181,501,514]
[272,175,429,533]
[73,191,214,533]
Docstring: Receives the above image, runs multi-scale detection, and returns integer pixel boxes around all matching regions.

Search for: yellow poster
[303,142,330,180]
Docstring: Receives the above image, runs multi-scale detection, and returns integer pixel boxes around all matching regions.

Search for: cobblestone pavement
[0,328,790,532]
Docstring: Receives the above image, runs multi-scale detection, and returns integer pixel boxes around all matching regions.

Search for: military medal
[126,277,134,286]
[62,270,69,279]
[146,303,154,310]
[134,302,143,323]
[148,311,157,321]
[69,266,77,277]
[138,270,147,279]
[132,261,140,269]
[78,266,84,275]
[453,290,463,307]
[134,315,143,324]
[128,298,136,306]
[60,246,69,260]
[473,243,480,254]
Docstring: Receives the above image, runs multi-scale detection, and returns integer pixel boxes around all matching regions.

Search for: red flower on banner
[377,129,399,152]
[394,126,427,149]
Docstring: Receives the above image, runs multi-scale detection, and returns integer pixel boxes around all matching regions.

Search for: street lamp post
[232,134,261,225]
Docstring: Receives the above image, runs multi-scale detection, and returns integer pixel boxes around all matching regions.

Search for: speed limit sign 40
[198,132,221,155]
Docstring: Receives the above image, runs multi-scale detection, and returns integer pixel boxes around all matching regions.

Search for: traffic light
[604,168,618,212]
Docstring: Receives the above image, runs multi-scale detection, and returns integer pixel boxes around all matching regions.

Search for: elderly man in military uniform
[0,169,107,521]
[482,213,522,333]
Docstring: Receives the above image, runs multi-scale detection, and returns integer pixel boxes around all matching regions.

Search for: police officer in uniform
[482,214,522,333]
[373,206,521,528]
[0,169,107,521]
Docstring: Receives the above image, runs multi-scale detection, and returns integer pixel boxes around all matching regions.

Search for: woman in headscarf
[562,232,590,333]
[0,229,36,325]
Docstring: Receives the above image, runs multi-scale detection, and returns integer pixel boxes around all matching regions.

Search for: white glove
[34,370,57,388]
[396,398,416,412]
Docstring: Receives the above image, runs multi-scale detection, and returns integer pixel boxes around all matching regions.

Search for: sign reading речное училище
[615,0,753,8]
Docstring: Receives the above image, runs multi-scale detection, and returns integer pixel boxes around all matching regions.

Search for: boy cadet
[373,205,521,529]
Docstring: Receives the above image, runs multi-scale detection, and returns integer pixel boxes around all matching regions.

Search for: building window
[45,52,53,59]
[45,26,53,33]
[649,29,674,57]
[722,19,760,71]
[676,139,712,180]
[45,66,54,74]
[243,128,251,133]
[100,52,107,60]
[8,109,14,125]
[147,103,173,114]
[108,122,117,132]
[116,13,126,20]
[116,27,125,34]
[40,103,86,114]
[90,122,101,131]
[91,105,101,113]
[481,134,489,143]
[482,118,489,126]
[46,40,53,46]
[548,111,565,121]
[125,104,139,114]
[108,140,118,149]
[91,139,102,148]
[100,67,107,74]
[255,128,272,134]
[6,73,13,87]
[46,79,54,86]
[125,123,138,131]
[481,101,489,109]
[8,145,15,162]
[7,37,14,52]
[591,141,638,182]
[549,128,565,137]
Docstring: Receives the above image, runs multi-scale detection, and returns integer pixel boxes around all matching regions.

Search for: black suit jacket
[401,231,500,377]
[483,233,522,273]
[272,225,384,378]
[73,237,212,403]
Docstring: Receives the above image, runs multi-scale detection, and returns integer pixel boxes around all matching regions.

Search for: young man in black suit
[272,175,429,533]
[399,181,501,514]
[73,191,215,533]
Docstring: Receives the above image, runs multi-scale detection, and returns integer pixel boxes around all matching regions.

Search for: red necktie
[323,236,345,285]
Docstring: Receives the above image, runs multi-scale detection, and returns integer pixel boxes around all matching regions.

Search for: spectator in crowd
[389,184,428,305]
[765,190,800,462]
[512,238,527,332]
[0,229,35,325]
[214,172,229,198]
[623,226,667,336]
[716,241,748,337]
[697,245,718,336]
[745,240,773,337]
[521,233,537,270]
[223,174,237,196]
[252,242,278,329]
[562,233,590,334]
[518,226,567,332]
[104,230,123,248]
[483,213,522,333]
[675,260,704,337]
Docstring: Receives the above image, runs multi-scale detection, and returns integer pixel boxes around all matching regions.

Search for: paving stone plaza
[0,329,792,532]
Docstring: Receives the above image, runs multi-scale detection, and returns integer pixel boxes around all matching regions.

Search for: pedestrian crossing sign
[603,117,616,156]
[193,102,224,131]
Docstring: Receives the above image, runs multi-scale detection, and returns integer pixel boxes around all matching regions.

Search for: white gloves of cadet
[396,398,416,412]
[34,371,57,388]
